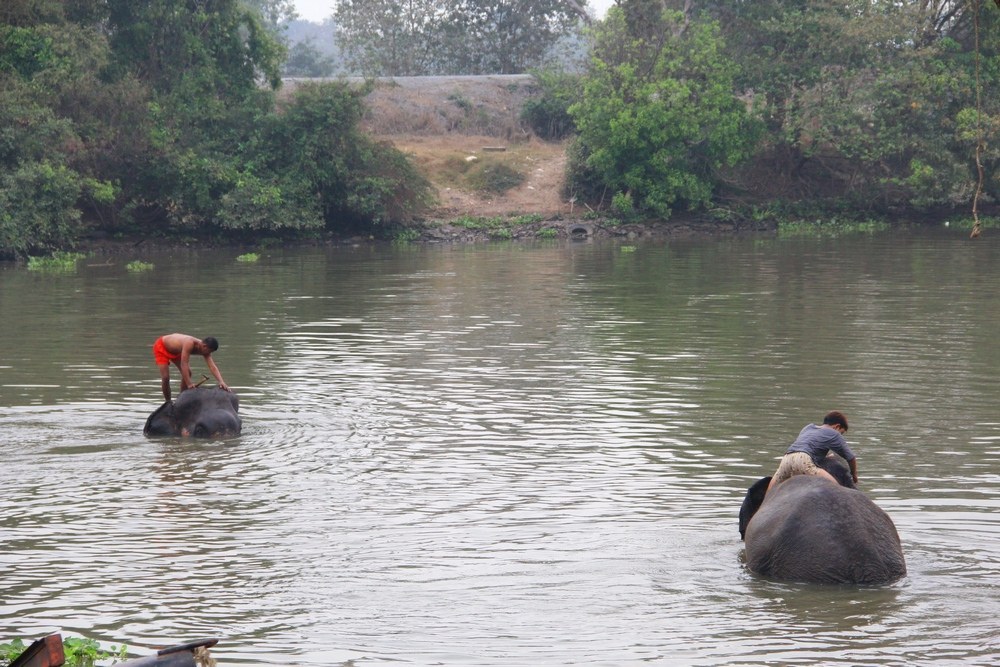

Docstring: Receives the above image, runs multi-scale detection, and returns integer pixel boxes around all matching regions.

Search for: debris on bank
[7,634,219,667]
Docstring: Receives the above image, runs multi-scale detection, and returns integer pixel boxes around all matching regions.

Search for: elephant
[144,387,241,438]
[739,457,906,585]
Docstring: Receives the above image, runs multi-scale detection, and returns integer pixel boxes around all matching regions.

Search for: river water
[1,228,997,665]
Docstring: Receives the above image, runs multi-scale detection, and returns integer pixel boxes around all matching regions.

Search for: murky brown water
[1,229,998,665]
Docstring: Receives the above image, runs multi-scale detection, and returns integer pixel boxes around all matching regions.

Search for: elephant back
[738,456,854,541]
[745,475,906,585]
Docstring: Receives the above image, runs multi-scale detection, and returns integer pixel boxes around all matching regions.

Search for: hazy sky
[292,0,615,23]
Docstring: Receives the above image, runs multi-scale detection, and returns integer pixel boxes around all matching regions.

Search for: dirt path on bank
[385,135,570,218]
[285,75,572,219]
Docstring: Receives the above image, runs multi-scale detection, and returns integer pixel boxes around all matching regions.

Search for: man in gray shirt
[766,410,858,495]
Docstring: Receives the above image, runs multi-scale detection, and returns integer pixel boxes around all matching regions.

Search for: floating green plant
[236,252,260,262]
[392,228,420,245]
[126,260,154,272]
[26,252,85,272]
[1,636,128,667]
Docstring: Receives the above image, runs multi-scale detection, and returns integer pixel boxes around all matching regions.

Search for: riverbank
[284,76,974,245]
[74,215,776,258]
[76,72,780,253]
[63,75,992,256]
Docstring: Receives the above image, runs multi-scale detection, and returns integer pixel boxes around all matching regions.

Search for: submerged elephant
[739,458,906,585]
[144,387,241,438]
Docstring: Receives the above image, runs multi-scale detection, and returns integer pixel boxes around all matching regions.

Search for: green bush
[611,190,635,217]
[521,69,579,140]
[340,139,433,225]
[0,162,82,257]
[466,163,524,194]
[568,9,760,218]
[215,172,322,231]
[261,82,432,229]
[563,137,608,207]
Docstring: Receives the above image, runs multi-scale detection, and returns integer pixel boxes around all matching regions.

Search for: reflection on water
[1,231,998,665]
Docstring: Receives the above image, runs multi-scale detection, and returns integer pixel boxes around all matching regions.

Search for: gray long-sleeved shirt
[785,423,855,464]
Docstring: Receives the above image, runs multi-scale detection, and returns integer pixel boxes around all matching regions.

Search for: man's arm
[828,431,856,466]
[179,340,196,390]
[848,458,859,484]
[204,355,230,391]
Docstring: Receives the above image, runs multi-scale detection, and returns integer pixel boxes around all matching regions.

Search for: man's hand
[219,381,231,392]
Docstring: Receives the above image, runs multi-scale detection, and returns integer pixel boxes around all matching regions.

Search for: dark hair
[202,336,219,352]
[823,410,848,432]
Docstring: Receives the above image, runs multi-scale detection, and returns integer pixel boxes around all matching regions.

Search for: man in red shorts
[153,333,231,401]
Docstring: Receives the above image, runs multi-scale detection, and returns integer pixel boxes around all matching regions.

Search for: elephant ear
[143,400,176,436]
[818,456,855,488]
[739,476,771,540]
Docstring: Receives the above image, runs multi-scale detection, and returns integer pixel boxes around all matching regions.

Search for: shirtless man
[152,333,230,401]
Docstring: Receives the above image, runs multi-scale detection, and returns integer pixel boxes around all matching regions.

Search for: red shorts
[153,337,180,365]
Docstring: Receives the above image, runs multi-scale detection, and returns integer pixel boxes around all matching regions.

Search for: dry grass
[359,75,538,139]
[361,76,569,218]
[281,75,572,219]
[384,135,570,218]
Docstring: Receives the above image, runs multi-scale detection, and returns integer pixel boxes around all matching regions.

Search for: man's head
[201,336,219,353]
[823,410,848,432]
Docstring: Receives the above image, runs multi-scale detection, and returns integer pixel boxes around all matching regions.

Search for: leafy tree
[105,0,286,94]
[258,82,433,226]
[96,1,287,231]
[520,68,581,140]
[567,4,760,217]
[435,0,584,74]
[0,0,435,256]
[0,10,119,255]
[0,24,56,77]
[704,0,999,211]
[240,0,297,31]
[0,155,83,257]
[335,0,588,75]
[284,38,337,76]
[334,0,442,76]
[283,18,343,76]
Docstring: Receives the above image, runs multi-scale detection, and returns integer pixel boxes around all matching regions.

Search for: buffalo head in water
[144,387,241,438]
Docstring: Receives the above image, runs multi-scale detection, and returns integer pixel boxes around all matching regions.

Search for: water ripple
[2,238,999,665]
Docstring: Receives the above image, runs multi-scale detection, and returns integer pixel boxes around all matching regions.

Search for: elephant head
[144,387,241,438]
[738,459,906,585]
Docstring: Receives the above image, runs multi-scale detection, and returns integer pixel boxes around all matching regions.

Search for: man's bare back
[153,333,230,401]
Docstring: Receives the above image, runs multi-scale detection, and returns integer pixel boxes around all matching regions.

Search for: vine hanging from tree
[971,0,988,238]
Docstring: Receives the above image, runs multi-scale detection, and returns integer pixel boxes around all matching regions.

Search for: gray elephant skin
[739,459,906,585]
[144,387,241,437]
